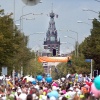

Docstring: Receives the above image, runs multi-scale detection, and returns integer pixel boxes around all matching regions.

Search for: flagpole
[13,0,15,86]
[91,59,93,79]
[50,67,51,76]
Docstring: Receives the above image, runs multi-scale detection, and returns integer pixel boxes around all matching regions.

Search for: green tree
[27,55,44,77]
[0,12,15,67]
[0,9,33,75]
[81,18,100,70]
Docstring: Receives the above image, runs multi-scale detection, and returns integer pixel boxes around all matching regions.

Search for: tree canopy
[0,9,44,76]
[80,18,100,70]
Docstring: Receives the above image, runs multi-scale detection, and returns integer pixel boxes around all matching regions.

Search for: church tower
[44,11,60,56]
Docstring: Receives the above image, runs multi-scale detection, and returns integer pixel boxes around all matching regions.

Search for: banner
[38,56,71,62]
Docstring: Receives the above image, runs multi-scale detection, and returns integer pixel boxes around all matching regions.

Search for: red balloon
[85,81,92,92]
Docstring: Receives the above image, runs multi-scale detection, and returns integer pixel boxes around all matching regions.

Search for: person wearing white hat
[18,86,27,100]
[14,88,22,100]
[64,87,76,100]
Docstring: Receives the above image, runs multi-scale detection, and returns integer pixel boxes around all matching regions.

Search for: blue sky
[0,0,100,54]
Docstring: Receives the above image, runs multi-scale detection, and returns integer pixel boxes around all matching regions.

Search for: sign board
[2,67,7,75]
[85,59,91,62]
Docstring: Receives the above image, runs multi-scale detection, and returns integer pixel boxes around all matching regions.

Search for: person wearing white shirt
[18,86,27,100]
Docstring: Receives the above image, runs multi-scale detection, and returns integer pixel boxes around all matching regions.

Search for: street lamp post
[15,17,35,31]
[82,8,100,20]
[20,13,43,32]
[15,18,35,32]
[26,18,35,20]
[82,8,99,14]
[61,42,75,55]
[77,21,91,26]
[19,13,36,77]
[21,5,27,32]
[27,32,44,48]
[67,30,79,58]
[21,6,36,31]
[19,9,43,76]
[20,13,33,32]
[64,36,77,57]
[59,29,79,57]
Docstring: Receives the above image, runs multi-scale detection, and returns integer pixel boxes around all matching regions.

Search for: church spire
[51,3,53,12]
[44,9,60,55]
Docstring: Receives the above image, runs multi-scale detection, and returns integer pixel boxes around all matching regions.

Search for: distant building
[43,11,60,56]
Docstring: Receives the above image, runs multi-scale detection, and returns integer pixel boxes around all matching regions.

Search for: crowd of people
[0,73,100,100]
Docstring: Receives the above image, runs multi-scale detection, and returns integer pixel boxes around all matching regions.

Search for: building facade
[44,11,60,56]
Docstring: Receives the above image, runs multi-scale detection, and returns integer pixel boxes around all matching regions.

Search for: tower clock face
[50,36,55,41]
